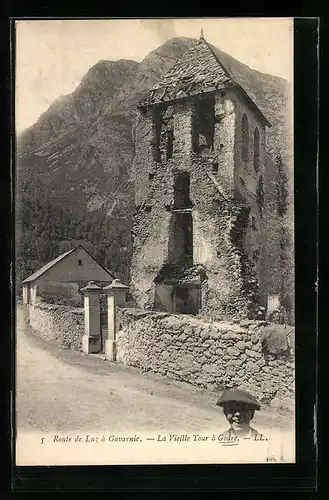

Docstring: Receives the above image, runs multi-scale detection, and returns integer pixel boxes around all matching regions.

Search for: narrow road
[16,306,293,434]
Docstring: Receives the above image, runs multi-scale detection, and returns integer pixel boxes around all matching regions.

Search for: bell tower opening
[152,105,174,164]
[192,95,215,154]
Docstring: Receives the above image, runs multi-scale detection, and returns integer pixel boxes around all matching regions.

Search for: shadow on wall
[153,281,201,315]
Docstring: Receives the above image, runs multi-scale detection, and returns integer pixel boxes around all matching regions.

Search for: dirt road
[15,306,293,434]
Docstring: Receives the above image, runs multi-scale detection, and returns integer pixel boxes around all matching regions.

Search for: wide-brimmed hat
[216,389,261,411]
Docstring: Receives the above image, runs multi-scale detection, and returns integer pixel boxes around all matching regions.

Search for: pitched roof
[139,37,270,127]
[22,245,114,284]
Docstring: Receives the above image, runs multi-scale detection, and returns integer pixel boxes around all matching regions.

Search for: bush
[260,324,294,357]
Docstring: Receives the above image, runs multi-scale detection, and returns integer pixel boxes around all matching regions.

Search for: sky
[15,18,293,132]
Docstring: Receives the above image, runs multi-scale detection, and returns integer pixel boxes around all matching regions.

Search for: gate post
[80,281,102,354]
[22,284,29,305]
[104,279,129,361]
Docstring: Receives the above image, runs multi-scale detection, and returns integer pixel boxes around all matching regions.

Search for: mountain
[16,37,293,301]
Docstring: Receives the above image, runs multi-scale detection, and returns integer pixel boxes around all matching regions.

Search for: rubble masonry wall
[116,307,295,409]
[28,302,84,350]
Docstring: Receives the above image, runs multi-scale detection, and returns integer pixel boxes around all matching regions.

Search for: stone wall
[231,89,268,305]
[115,307,295,409]
[28,302,84,350]
[233,90,266,200]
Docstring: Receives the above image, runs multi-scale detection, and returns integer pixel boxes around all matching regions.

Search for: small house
[22,245,115,305]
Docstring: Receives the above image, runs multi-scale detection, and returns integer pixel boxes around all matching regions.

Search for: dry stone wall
[116,307,294,409]
[28,302,84,350]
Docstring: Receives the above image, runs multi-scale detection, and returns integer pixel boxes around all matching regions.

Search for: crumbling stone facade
[131,37,270,321]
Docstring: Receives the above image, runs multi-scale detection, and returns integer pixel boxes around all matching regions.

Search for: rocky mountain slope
[16,37,293,296]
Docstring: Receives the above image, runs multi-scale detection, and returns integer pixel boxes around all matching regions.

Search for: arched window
[242,114,249,162]
[192,95,215,154]
[254,127,260,172]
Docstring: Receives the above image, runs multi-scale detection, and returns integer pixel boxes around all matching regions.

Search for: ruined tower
[130,36,271,320]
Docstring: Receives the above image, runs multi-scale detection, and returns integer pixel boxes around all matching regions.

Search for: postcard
[15,17,295,466]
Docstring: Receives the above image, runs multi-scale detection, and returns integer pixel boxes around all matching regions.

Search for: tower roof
[139,37,270,127]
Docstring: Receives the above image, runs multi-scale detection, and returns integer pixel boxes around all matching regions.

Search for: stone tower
[130,36,271,321]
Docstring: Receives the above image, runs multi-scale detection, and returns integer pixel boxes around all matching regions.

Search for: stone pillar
[30,283,38,304]
[104,279,129,361]
[80,281,102,354]
[22,284,29,305]
[107,279,129,306]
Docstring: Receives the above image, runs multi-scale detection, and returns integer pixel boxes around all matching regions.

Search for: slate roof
[22,245,114,284]
[139,37,270,127]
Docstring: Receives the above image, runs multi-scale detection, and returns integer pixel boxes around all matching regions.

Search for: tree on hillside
[15,170,134,292]
[275,153,294,325]
[275,153,289,218]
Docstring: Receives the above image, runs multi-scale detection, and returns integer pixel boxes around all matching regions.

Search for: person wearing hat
[216,389,264,439]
